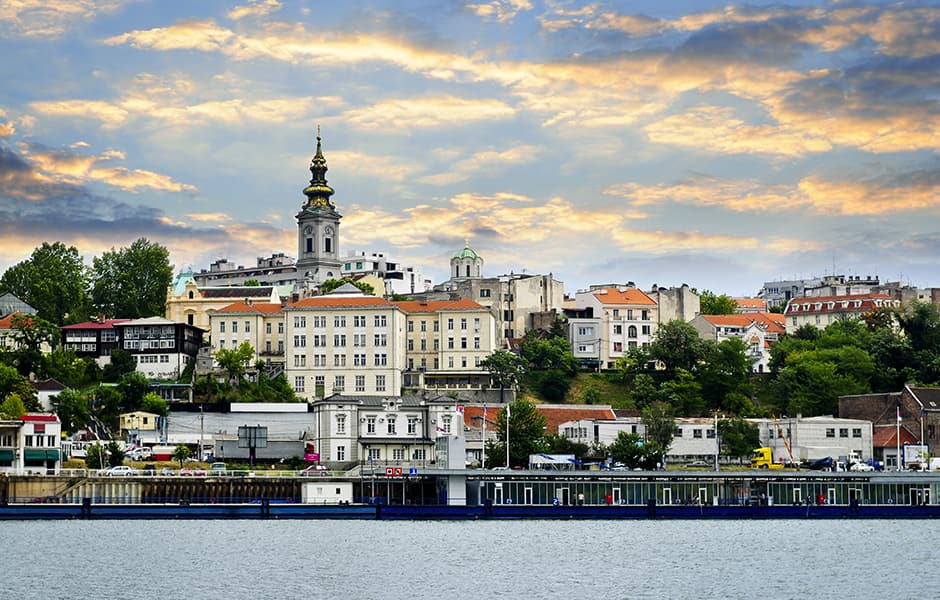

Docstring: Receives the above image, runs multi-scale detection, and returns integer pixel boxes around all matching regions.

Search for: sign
[304,453,320,462]
[385,467,405,477]
[409,468,418,476]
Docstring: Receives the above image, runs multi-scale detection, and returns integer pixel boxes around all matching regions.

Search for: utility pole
[199,405,205,462]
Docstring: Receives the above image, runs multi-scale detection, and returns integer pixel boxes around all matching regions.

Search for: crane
[772,414,797,468]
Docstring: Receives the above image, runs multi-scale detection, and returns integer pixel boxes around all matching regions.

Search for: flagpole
[505,403,510,468]
[482,404,487,469]
[897,406,901,472]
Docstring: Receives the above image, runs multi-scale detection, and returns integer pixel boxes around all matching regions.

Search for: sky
[1,0,939,298]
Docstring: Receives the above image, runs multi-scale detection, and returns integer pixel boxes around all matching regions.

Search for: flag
[454,404,464,414]
[897,406,902,422]
[921,409,925,421]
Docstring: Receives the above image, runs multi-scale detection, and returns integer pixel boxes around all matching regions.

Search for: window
[376,375,386,392]
[219,322,225,333]
[367,448,381,461]
[355,375,365,392]
[374,353,387,366]
[354,315,366,328]
[613,342,623,352]
[673,428,683,438]
[641,325,651,336]
[408,417,417,434]
[231,321,238,333]
[420,320,427,332]
[374,315,387,327]
[408,321,414,332]
[336,414,346,434]
[366,416,376,434]
[244,321,250,333]
[354,353,366,366]
[294,316,306,328]
[266,323,272,334]
[408,340,414,351]
[461,318,467,330]
[387,416,397,435]
[641,310,649,320]
[612,309,619,318]
[278,323,284,334]
[420,339,426,351]
[333,334,346,347]
[334,375,345,392]
[461,338,467,349]
[613,325,622,335]
[474,337,480,349]
[374,334,387,346]
[839,428,849,438]
[413,449,426,460]
[447,318,454,330]
[693,429,703,438]
[294,354,306,367]
[474,318,480,332]
[334,354,346,367]
[442,415,452,434]
[337,445,346,461]
[706,429,716,439]
[480,289,490,298]
[294,376,305,392]
[448,357,454,368]
[578,327,593,336]
[334,316,346,328]
[294,335,306,348]
[448,338,454,349]
[826,428,835,438]
[628,325,637,338]
[392,448,405,461]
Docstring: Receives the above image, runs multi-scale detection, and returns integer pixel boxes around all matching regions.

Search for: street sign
[409,468,418,476]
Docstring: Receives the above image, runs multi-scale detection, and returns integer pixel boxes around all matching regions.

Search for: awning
[0,449,14,462]
[24,449,59,462]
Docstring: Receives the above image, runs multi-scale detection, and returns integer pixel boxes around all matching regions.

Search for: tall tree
[8,314,60,377]
[699,290,738,315]
[607,431,661,470]
[648,320,708,373]
[214,341,256,386]
[0,363,39,412]
[480,350,525,403]
[493,399,547,468]
[0,241,89,325]
[642,401,676,465]
[90,238,173,318]
[51,388,90,435]
[717,416,761,459]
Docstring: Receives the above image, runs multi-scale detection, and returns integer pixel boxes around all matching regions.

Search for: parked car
[687,461,711,469]
[180,467,207,476]
[141,464,157,476]
[101,465,138,477]
[301,464,328,476]
[850,462,875,472]
[160,467,176,476]
[209,462,228,475]
[127,447,152,461]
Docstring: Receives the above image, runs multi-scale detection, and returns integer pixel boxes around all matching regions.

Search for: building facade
[571,286,659,369]
[0,414,62,475]
[689,312,786,373]
[113,317,203,379]
[340,251,432,296]
[295,131,342,290]
[783,293,901,333]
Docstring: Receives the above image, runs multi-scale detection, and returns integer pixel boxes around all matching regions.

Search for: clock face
[304,226,313,234]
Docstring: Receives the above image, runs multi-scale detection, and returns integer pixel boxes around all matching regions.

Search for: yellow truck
[750,447,784,470]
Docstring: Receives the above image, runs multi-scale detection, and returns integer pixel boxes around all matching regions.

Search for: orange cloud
[0,0,127,38]
[228,0,282,21]
[466,0,532,23]
[343,96,515,130]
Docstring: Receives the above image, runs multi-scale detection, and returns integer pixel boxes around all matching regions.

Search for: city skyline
[1,0,938,297]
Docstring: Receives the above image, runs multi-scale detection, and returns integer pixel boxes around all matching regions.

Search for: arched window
[188,291,194,299]
[465,265,470,277]
[628,325,637,338]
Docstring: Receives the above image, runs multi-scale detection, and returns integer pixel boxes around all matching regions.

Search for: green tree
[90,238,174,318]
[0,363,40,412]
[717,416,760,459]
[642,401,676,464]
[0,393,27,419]
[106,440,125,467]
[660,368,706,416]
[697,337,752,411]
[102,348,136,382]
[648,320,708,373]
[51,388,90,435]
[543,434,589,459]
[494,400,547,468]
[0,241,89,325]
[480,350,525,404]
[118,372,150,412]
[92,385,123,428]
[628,373,661,408]
[140,392,168,417]
[172,444,191,468]
[243,279,261,286]
[607,431,661,470]
[8,314,60,378]
[320,278,374,296]
[41,349,92,388]
[521,334,577,373]
[699,290,738,315]
[214,341,255,386]
[85,443,106,470]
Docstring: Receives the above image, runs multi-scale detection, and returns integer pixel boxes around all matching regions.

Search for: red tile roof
[702,312,786,334]
[536,405,617,434]
[872,425,919,448]
[592,287,656,306]
[60,319,129,330]
[22,414,58,422]
[735,298,767,310]
[289,296,392,308]
[785,294,896,316]
[215,302,283,314]
[392,299,485,313]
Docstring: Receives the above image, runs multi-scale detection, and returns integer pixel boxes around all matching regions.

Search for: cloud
[343,96,515,130]
[465,0,532,24]
[644,105,832,157]
[103,19,235,52]
[21,144,197,193]
[0,0,128,38]
[327,150,425,182]
[228,0,282,21]
[606,167,940,217]
[418,144,540,185]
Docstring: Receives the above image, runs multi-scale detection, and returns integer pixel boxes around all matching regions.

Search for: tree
[90,238,174,318]
[172,444,191,468]
[543,434,589,459]
[8,313,60,377]
[629,373,661,408]
[51,388,90,435]
[106,440,125,467]
[243,279,261,286]
[480,350,525,403]
[696,337,752,411]
[92,385,123,428]
[118,372,150,412]
[0,393,26,419]
[717,416,760,459]
[85,443,106,470]
[140,392,168,417]
[648,320,708,373]
[660,368,706,416]
[494,400,547,468]
[102,348,136,382]
[320,278,374,296]
[521,333,577,373]
[699,290,738,315]
[0,363,40,412]
[215,341,255,386]
[42,350,97,389]
[607,431,661,470]
[642,401,676,464]
[0,241,89,325]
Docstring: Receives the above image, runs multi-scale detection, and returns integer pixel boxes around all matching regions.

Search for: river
[2,519,938,599]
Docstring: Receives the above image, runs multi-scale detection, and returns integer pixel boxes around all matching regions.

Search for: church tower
[296,128,342,289]
[450,240,483,281]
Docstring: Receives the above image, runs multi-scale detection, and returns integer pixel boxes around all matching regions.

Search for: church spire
[303,126,335,209]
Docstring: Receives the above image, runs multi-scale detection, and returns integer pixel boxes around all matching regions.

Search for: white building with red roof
[0,413,61,475]
[783,293,901,333]
[571,286,659,369]
[690,312,786,372]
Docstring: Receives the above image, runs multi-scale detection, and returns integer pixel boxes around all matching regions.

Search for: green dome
[454,246,479,260]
